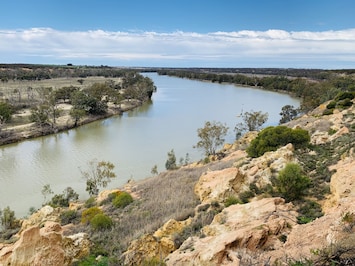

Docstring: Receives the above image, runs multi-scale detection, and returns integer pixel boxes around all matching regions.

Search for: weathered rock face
[0,207,90,266]
[194,144,295,204]
[122,218,192,266]
[165,198,298,266]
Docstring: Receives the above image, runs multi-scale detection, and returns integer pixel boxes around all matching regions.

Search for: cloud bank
[1,28,354,68]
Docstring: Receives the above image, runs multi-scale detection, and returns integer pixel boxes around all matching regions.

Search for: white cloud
[0,28,354,68]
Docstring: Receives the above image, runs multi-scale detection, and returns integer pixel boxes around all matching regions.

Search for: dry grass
[0,76,122,107]
[67,158,235,261]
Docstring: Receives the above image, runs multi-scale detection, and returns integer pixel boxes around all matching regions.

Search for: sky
[0,0,354,68]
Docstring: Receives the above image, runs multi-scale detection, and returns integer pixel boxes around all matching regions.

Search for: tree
[194,121,229,156]
[279,105,299,124]
[234,110,268,139]
[30,104,50,126]
[0,101,13,125]
[41,184,54,204]
[69,108,86,126]
[165,149,177,170]
[1,206,18,230]
[275,163,311,202]
[81,160,117,196]
[49,187,79,207]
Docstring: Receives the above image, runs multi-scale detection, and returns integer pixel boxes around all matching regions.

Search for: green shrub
[337,98,353,108]
[224,196,241,207]
[238,190,255,203]
[60,210,78,225]
[275,163,311,202]
[74,255,109,266]
[90,214,113,231]
[326,100,337,109]
[335,91,355,101]
[247,126,310,158]
[81,207,103,224]
[322,108,334,115]
[85,197,96,208]
[112,192,133,208]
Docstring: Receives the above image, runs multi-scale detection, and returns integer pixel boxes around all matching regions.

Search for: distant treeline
[0,64,134,81]
[157,69,355,111]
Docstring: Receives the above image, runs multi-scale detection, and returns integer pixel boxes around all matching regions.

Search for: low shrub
[112,192,133,208]
[60,210,78,225]
[247,126,310,158]
[224,196,241,207]
[90,214,113,231]
[297,200,323,224]
[81,207,103,224]
[85,197,96,208]
[326,100,337,109]
[275,163,311,202]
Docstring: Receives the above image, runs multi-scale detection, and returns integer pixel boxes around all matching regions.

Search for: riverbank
[0,99,142,146]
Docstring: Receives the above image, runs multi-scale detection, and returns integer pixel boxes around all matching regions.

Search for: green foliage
[48,187,79,207]
[0,206,19,230]
[60,210,78,225]
[165,149,177,170]
[112,192,134,208]
[30,104,50,126]
[195,121,229,156]
[41,184,54,204]
[224,196,241,207]
[279,105,299,124]
[90,214,113,231]
[235,110,268,138]
[81,207,103,224]
[85,197,96,208]
[0,101,13,124]
[297,200,323,224]
[74,255,109,266]
[81,159,116,196]
[275,163,311,202]
[247,126,310,158]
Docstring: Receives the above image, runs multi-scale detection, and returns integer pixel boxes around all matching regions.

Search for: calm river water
[0,73,300,217]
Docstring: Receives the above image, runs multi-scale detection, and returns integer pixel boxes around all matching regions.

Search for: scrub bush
[275,163,311,202]
[90,214,113,231]
[81,207,103,224]
[112,192,133,208]
[247,126,310,158]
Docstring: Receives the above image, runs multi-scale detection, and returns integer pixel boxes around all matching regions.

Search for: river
[0,73,300,217]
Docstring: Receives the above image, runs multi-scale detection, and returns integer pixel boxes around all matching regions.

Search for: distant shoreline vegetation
[156,68,355,112]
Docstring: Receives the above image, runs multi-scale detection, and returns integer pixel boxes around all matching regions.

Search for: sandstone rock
[123,218,192,266]
[324,156,355,210]
[20,205,60,233]
[194,168,246,204]
[165,198,297,266]
[0,221,89,266]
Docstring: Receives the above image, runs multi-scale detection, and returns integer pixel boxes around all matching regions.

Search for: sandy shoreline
[0,100,142,146]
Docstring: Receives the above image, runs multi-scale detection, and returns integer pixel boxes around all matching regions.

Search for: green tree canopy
[0,101,13,125]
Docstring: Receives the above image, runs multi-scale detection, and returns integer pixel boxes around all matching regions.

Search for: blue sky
[1,0,354,68]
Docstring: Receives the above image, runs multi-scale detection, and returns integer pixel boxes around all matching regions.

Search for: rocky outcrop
[165,198,298,266]
[122,218,192,266]
[195,144,295,204]
[0,207,90,266]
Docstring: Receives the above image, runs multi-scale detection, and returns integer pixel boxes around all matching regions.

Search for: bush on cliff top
[246,126,310,158]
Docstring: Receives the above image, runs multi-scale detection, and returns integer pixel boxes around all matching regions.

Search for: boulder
[0,210,90,266]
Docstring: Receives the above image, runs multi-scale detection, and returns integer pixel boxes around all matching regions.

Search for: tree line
[157,69,355,112]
